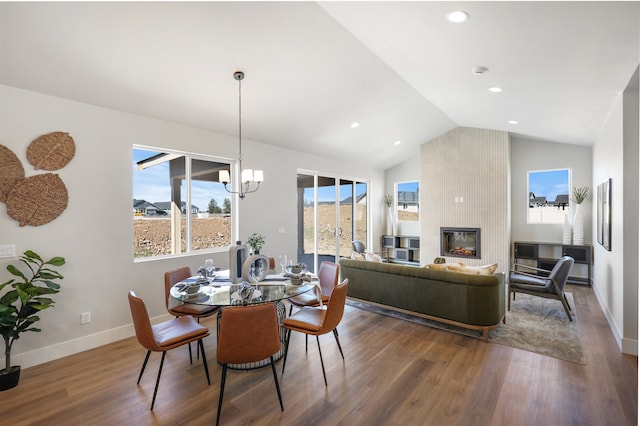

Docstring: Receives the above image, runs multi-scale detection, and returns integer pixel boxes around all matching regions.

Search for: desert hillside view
[133,203,409,258]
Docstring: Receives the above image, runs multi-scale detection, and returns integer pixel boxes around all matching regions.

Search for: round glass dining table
[168,271,318,370]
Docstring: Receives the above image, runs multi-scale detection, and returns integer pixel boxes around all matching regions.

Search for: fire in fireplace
[441,227,481,259]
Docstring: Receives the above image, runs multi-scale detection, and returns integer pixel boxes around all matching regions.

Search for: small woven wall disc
[6,173,68,227]
[0,145,25,203]
[27,131,76,171]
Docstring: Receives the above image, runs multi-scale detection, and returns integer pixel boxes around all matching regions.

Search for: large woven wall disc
[27,131,76,170]
[6,173,68,227]
[0,145,25,203]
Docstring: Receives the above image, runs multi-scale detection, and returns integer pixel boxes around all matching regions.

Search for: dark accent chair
[351,240,366,254]
[282,279,348,386]
[508,256,575,321]
[216,303,284,425]
[128,291,210,410]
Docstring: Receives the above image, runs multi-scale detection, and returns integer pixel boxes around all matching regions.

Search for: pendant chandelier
[218,71,263,199]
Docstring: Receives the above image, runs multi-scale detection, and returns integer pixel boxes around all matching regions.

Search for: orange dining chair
[128,291,210,410]
[216,303,284,425]
[165,267,219,361]
[287,261,339,316]
[281,278,348,386]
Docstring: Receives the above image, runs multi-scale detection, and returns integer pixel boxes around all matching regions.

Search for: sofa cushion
[426,262,497,275]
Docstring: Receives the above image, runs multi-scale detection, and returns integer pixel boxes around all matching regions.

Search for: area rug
[346,292,586,365]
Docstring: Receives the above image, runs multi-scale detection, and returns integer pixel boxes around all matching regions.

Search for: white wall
[0,84,384,368]
[384,154,420,243]
[510,137,593,243]
[592,82,638,355]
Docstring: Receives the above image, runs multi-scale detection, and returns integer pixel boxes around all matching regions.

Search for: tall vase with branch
[572,187,590,245]
[384,194,394,235]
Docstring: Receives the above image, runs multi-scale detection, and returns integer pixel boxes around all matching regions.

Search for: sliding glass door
[297,171,368,272]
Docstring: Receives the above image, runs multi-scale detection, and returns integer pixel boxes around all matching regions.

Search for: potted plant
[0,250,65,391]
[246,233,265,254]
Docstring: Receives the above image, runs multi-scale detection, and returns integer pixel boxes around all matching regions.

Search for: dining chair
[127,291,210,410]
[164,267,219,361]
[281,278,348,386]
[509,256,575,321]
[287,261,339,316]
[216,303,284,425]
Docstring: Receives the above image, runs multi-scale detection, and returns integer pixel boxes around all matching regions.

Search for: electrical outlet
[81,312,91,324]
[0,245,16,259]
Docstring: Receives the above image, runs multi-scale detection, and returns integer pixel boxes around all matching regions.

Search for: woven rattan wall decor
[6,173,68,227]
[27,131,75,170]
[1,131,74,227]
[0,145,25,203]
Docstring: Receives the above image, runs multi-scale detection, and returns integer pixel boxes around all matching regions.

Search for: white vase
[386,208,393,235]
[572,204,584,245]
[562,214,572,245]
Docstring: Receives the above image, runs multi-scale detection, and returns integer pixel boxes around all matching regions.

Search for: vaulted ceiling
[1,2,638,169]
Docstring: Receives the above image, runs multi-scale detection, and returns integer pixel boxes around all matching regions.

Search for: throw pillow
[364,251,383,262]
[424,262,498,275]
[351,252,366,261]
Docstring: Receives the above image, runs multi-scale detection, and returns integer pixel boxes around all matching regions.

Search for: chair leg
[508,288,512,311]
[137,350,151,384]
[332,329,345,360]
[564,293,572,311]
[150,352,167,411]
[316,336,327,386]
[305,334,308,352]
[288,304,293,316]
[270,356,284,411]
[281,329,292,375]
[216,364,228,426]
[559,296,573,321]
[198,339,211,385]
[188,342,193,365]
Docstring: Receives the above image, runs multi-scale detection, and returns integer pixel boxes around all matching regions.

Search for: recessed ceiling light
[351,122,360,128]
[508,120,518,125]
[446,11,469,23]
[488,87,502,93]
[394,140,402,146]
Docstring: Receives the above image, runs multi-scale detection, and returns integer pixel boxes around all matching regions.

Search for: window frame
[133,145,236,261]
[526,168,571,225]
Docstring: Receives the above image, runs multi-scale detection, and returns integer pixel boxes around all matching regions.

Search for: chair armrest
[509,270,543,280]
[512,263,552,274]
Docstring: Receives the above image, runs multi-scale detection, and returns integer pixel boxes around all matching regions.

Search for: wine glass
[204,259,215,282]
[278,255,287,274]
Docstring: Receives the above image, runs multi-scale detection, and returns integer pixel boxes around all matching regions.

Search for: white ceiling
[1,2,638,170]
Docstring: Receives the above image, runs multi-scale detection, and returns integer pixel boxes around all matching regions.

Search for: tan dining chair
[216,303,284,425]
[287,261,339,316]
[128,291,211,410]
[281,278,348,386]
[164,266,219,361]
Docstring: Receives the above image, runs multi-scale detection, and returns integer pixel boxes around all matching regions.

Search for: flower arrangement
[572,187,590,204]
[384,194,393,208]
[246,233,265,253]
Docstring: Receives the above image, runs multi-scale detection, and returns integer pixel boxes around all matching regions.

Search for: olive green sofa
[339,258,505,341]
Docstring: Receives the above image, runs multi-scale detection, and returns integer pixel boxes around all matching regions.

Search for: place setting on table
[168,256,321,309]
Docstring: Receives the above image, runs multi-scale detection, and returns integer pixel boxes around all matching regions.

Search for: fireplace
[441,227,481,259]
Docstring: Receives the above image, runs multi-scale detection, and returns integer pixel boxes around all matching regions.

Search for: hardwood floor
[0,284,636,425]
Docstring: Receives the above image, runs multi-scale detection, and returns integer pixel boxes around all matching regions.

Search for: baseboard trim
[591,284,631,354]
[2,313,174,370]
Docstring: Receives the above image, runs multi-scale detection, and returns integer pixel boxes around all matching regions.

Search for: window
[527,169,570,224]
[133,147,233,259]
[396,181,419,222]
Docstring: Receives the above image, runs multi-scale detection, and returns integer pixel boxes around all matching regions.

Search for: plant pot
[0,366,21,391]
